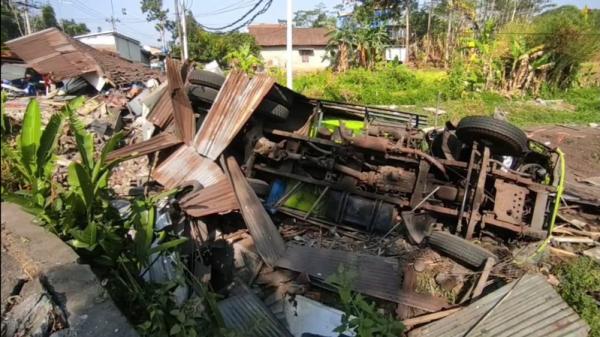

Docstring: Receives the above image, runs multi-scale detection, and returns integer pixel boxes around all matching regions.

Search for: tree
[61,19,90,36]
[34,5,58,31]
[226,44,263,74]
[140,0,172,49]
[1,0,24,45]
[294,2,336,28]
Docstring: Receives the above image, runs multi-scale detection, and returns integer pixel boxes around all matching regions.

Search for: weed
[554,256,600,337]
[327,265,404,337]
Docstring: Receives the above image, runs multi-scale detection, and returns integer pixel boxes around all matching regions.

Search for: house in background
[75,31,145,64]
[248,24,331,71]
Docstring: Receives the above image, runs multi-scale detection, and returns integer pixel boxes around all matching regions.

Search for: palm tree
[325,26,355,72]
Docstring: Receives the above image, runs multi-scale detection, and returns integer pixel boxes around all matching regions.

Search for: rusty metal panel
[6,28,159,86]
[152,145,224,189]
[276,245,448,312]
[179,179,239,217]
[218,285,293,337]
[493,179,529,224]
[409,274,589,337]
[147,90,174,128]
[194,71,274,160]
[225,156,285,266]
[106,132,181,162]
[166,58,195,144]
[6,28,98,80]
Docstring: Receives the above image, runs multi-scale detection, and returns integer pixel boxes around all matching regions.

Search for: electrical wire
[196,0,273,32]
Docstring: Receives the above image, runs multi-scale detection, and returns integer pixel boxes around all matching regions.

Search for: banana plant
[2,97,85,222]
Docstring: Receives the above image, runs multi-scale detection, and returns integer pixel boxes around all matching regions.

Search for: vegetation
[555,257,600,337]
[327,265,405,337]
[226,43,263,75]
[294,2,337,28]
[0,97,229,336]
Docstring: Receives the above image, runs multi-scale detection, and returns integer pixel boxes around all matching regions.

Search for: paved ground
[1,202,139,337]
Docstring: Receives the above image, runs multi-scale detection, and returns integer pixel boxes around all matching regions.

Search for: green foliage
[34,5,59,31]
[294,2,336,28]
[1,0,24,45]
[1,98,83,222]
[555,257,600,337]
[226,43,263,75]
[186,23,260,67]
[61,19,90,36]
[327,265,404,337]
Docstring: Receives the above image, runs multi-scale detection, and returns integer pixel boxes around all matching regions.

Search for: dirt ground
[526,125,600,204]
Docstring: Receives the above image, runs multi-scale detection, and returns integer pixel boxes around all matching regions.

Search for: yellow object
[537,148,566,253]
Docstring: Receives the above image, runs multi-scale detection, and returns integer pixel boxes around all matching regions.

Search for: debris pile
[3,28,598,337]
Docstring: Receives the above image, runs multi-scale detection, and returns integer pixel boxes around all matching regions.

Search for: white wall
[77,34,117,52]
[115,36,142,63]
[77,34,142,63]
[260,46,330,71]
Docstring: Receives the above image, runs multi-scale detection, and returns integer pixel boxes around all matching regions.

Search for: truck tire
[188,69,294,108]
[456,116,528,156]
[188,84,289,121]
[188,69,225,89]
[427,231,497,269]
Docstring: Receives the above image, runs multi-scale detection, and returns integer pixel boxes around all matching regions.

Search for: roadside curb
[1,202,139,337]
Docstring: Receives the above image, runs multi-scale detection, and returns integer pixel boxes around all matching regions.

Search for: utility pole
[286,0,293,89]
[180,0,189,60]
[174,0,183,60]
[405,0,410,64]
[24,0,32,35]
[107,0,119,31]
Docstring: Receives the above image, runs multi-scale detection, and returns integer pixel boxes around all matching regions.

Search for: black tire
[247,178,270,197]
[188,84,289,121]
[188,69,225,89]
[188,69,294,108]
[456,116,528,156]
[428,231,497,269]
[188,85,219,103]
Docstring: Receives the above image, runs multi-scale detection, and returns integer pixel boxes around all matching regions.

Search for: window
[299,49,314,63]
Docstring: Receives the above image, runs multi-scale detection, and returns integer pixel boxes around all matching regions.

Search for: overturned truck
[183,69,564,243]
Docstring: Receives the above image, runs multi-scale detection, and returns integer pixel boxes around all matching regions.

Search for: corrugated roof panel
[408,274,589,337]
[152,145,224,190]
[106,132,181,162]
[218,286,293,337]
[179,178,238,217]
[147,90,174,128]
[275,245,448,312]
[166,58,195,144]
[225,156,285,267]
[193,71,274,160]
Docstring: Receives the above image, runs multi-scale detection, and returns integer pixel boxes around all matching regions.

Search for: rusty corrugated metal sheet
[276,245,448,312]
[107,132,181,162]
[5,28,99,80]
[193,71,274,160]
[147,90,174,128]
[179,178,238,217]
[152,145,224,189]
[166,58,195,144]
[225,156,285,266]
[218,285,293,337]
[409,274,589,337]
[6,28,159,86]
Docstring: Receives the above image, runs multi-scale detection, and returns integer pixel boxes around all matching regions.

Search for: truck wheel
[427,231,497,269]
[456,116,528,156]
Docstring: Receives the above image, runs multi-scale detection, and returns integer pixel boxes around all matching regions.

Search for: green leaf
[67,162,94,209]
[149,238,188,255]
[69,222,97,250]
[36,112,64,178]
[169,324,181,335]
[20,99,42,177]
[67,106,94,171]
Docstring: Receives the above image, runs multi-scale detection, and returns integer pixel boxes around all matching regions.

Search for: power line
[197,0,273,32]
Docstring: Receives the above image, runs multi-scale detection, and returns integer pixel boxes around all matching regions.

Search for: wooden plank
[225,156,286,266]
[106,132,181,162]
[471,257,495,299]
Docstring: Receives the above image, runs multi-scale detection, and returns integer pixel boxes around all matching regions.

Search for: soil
[525,125,600,205]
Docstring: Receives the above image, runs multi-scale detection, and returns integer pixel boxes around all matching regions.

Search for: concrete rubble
[2,28,598,337]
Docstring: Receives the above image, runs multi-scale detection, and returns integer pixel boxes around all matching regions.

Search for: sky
[46,0,600,46]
